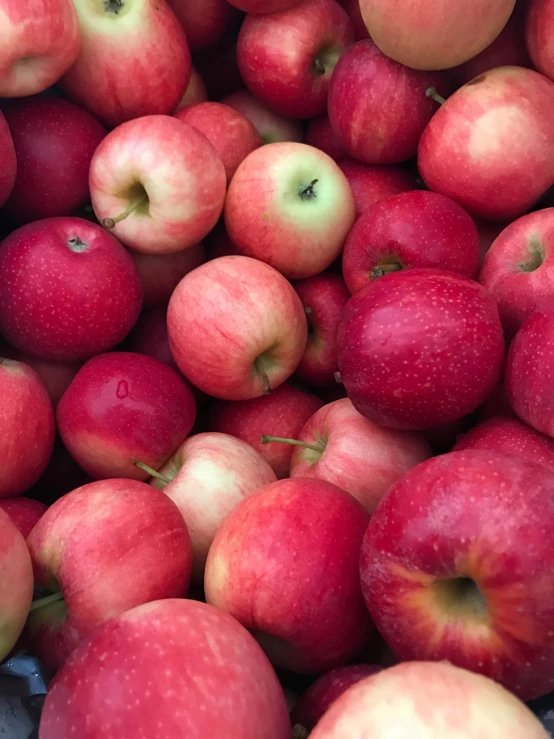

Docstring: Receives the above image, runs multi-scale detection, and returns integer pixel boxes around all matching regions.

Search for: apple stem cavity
[131,457,171,485]
[67,236,88,253]
[370,262,403,279]
[519,235,545,272]
[260,435,325,454]
[253,357,272,395]
[104,0,124,13]
[292,725,309,739]
[304,306,313,317]
[312,58,326,77]
[103,192,148,229]
[425,87,446,105]
[29,591,64,613]
[299,179,319,201]
[334,371,342,383]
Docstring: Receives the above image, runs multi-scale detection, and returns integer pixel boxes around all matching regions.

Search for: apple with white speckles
[0,496,48,538]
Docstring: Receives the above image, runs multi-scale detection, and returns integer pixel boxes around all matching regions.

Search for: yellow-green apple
[174,66,208,111]
[338,159,417,218]
[56,352,196,480]
[129,242,205,308]
[39,599,291,739]
[224,143,356,279]
[174,102,262,181]
[0,110,16,207]
[263,398,431,511]
[167,255,308,400]
[0,359,55,498]
[359,0,515,70]
[305,114,347,161]
[208,382,324,478]
[526,0,554,81]
[342,191,481,294]
[0,509,33,662]
[0,217,143,361]
[479,209,554,339]
[167,0,239,51]
[59,0,190,127]
[360,450,554,700]
[309,661,550,738]
[0,0,79,97]
[0,497,47,538]
[337,269,505,430]
[229,0,300,10]
[223,90,304,144]
[89,115,226,254]
[25,478,192,671]
[237,0,354,119]
[205,477,374,673]
[418,67,554,221]
[327,39,450,165]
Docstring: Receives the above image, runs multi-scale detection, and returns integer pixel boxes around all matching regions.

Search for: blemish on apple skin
[116,380,129,399]
[382,332,393,347]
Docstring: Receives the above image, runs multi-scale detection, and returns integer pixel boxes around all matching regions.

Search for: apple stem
[253,358,271,395]
[370,263,403,279]
[312,58,326,76]
[425,87,446,105]
[132,457,171,484]
[29,591,64,613]
[334,371,342,384]
[292,725,309,739]
[102,193,147,229]
[304,306,312,317]
[299,180,319,201]
[104,0,124,13]
[260,435,324,454]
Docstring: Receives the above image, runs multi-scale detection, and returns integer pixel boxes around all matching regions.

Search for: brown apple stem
[425,87,446,105]
[254,358,271,395]
[370,263,403,279]
[29,591,64,613]
[102,193,147,229]
[104,0,124,13]
[260,435,324,454]
[334,371,342,384]
[312,58,326,76]
[304,306,312,317]
[131,457,171,484]
[292,725,310,739]
[299,179,319,201]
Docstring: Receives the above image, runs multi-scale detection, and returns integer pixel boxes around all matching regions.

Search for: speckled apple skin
[0,497,48,539]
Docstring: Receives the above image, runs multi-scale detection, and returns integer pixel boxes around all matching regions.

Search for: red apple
[223,90,304,144]
[0,497,48,538]
[476,218,509,262]
[0,110,16,207]
[195,34,244,100]
[328,39,450,165]
[309,661,550,738]
[338,159,417,218]
[205,477,374,673]
[229,0,300,10]
[237,0,355,119]
[0,359,55,498]
[124,308,176,369]
[526,0,554,81]
[60,0,191,127]
[130,242,206,308]
[305,114,347,161]
[225,143,356,279]
[337,0,370,39]
[203,219,240,260]
[360,449,554,700]
[208,382,324,478]
[478,382,515,421]
[418,67,554,221]
[423,417,471,455]
[174,66,208,111]
[167,255,308,400]
[1,96,106,224]
[337,268,505,430]
[39,599,291,739]
[167,0,240,51]
[0,0,79,97]
[342,191,481,294]
[56,351,196,480]
[26,438,92,507]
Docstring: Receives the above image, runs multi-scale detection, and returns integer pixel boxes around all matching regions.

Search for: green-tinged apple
[174,66,208,111]
[223,90,304,144]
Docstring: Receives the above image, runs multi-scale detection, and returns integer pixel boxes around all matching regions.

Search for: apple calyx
[425,87,446,105]
[67,237,88,253]
[370,262,403,280]
[260,435,326,456]
[299,180,319,202]
[292,725,309,739]
[519,235,544,273]
[132,457,171,485]
[29,590,65,614]
[433,576,488,621]
[103,189,149,229]
[104,0,124,13]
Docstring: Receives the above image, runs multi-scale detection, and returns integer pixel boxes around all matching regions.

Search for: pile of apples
[1,0,554,736]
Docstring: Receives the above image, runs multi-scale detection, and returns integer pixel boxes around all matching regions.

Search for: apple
[479,208,554,339]
[56,351,196,480]
[0,497,48,538]
[526,0,554,81]
[338,159,417,218]
[305,114,347,162]
[208,382,324,478]
[166,0,240,51]
[328,39,450,165]
[225,143,356,279]
[0,359,55,498]
[175,102,262,181]
[1,96,106,225]
[337,268,505,430]
[418,67,554,221]
[174,66,208,111]
[0,110,16,207]
[195,34,244,100]
[337,0,370,39]
[237,0,355,119]
[359,0,515,70]
[26,437,92,507]
[167,255,308,400]
[308,661,550,738]
[124,308,177,369]
[89,115,226,255]
[478,382,515,421]
[223,90,304,144]
[59,0,191,128]
[423,417,472,455]
[229,0,300,11]
[39,599,291,739]
[476,218,509,262]
[203,219,240,260]
[342,191,481,294]
[0,509,33,662]
[130,242,206,308]
[205,477,374,673]
[26,478,193,671]
[0,0,79,97]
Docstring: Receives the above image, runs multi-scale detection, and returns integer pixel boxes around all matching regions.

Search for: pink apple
[0,0,79,97]
[526,0,554,81]
[338,159,417,218]
[223,90,304,144]
[208,382,324,478]
[56,352,196,480]
[229,0,300,10]
[130,242,205,308]
[237,0,355,119]
[205,477,374,673]
[174,66,208,111]
[167,255,308,399]
[167,0,240,51]
[0,346,81,408]
[0,497,48,538]
[309,661,549,738]
[175,102,262,181]
[124,308,177,369]
[342,191,481,294]
[225,143,356,279]
[337,269,505,430]
[0,110,16,207]
[39,599,291,739]
[328,39,450,165]
[418,67,554,221]
[0,359,55,498]
[305,114,347,161]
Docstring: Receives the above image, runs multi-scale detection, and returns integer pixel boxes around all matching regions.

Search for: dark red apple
[167,0,240,50]
[338,159,417,218]
[526,0,554,82]
[223,89,304,144]
[0,497,48,538]
[130,243,206,308]
[124,308,176,369]
[337,0,370,39]
[0,110,16,208]
[478,382,515,421]
[306,115,347,161]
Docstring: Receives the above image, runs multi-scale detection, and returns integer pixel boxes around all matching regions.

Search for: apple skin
[305,114,348,161]
[0,0,79,97]
[205,478,374,674]
[309,661,550,739]
[130,242,205,308]
[167,0,240,51]
[237,0,355,119]
[526,0,554,81]
[478,382,515,421]
[39,599,291,739]
[0,110,16,207]
[229,0,300,11]
[0,359,55,498]
[337,0,370,39]
[225,143,356,279]
[359,449,554,701]
[476,218,509,263]
[328,40,450,165]
[56,352,196,481]
[479,208,554,340]
[167,255,308,400]
[26,478,193,672]
[338,159,417,218]
[337,268,505,430]
[223,90,304,144]
[287,398,431,512]
[124,308,177,370]
[174,66,208,111]
[1,96,106,225]
[0,497,48,538]
[342,191,481,294]
[418,67,554,222]
[208,382,324,478]
[26,437,92,508]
